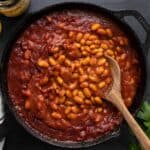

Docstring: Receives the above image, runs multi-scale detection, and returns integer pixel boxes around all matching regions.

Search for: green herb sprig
[129,101,150,150]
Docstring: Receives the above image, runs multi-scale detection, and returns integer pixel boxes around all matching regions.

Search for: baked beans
[7,9,141,142]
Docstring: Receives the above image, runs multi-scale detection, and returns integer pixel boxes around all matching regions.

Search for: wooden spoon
[104,55,150,150]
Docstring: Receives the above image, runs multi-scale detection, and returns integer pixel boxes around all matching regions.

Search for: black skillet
[0,2,150,148]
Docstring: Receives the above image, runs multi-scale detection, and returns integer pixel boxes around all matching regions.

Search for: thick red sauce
[7,10,141,142]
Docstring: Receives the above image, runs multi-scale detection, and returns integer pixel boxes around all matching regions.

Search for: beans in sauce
[7,9,141,142]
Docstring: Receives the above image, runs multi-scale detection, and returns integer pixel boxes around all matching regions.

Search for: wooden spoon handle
[113,95,150,150]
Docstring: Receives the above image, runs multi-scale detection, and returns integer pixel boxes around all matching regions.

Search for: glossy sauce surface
[7,10,141,142]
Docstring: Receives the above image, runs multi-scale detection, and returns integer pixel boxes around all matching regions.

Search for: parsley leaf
[129,143,141,150]
[137,101,150,121]
[137,101,150,138]
[129,101,150,150]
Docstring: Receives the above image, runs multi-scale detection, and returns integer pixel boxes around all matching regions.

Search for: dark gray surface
[0,0,150,150]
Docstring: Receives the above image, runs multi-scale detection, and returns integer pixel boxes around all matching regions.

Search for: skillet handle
[113,10,150,54]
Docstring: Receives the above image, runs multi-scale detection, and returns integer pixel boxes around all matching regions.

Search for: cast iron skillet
[0,2,150,148]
